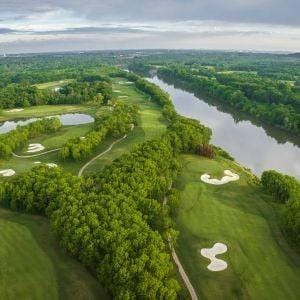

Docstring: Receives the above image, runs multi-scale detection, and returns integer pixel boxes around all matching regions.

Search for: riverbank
[147,76,300,179]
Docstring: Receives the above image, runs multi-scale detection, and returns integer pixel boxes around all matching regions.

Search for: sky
[0,0,299,54]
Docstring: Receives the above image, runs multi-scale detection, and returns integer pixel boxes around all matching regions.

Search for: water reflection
[148,76,300,178]
[0,113,94,134]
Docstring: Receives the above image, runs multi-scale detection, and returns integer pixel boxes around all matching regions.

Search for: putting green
[0,208,110,299]
[174,155,300,299]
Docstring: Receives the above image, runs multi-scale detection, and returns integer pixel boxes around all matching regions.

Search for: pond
[148,76,300,178]
[0,113,94,134]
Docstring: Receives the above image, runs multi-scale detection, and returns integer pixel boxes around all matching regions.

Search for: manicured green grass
[174,155,300,299]
[0,78,166,177]
[81,78,167,174]
[21,124,94,153]
[0,104,95,122]
[33,79,74,89]
[0,208,110,300]
[0,124,94,175]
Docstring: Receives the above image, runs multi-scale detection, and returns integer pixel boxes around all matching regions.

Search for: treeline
[60,104,138,160]
[261,170,300,247]
[158,67,300,134]
[0,78,112,108]
[0,118,61,158]
[0,112,212,298]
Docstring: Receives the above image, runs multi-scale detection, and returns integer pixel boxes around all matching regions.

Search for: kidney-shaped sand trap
[201,170,239,185]
[0,169,16,177]
[200,242,228,271]
[27,143,45,153]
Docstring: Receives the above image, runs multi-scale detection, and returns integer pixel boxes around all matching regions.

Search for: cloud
[0,0,299,53]
[0,28,17,34]
[1,0,300,26]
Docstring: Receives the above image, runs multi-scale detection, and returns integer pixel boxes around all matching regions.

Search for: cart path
[164,190,199,300]
[78,135,127,177]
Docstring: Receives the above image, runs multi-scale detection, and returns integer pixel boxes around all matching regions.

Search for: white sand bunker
[118,95,128,98]
[114,90,121,93]
[46,163,58,168]
[27,143,45,153]
[201,170,239,185]
[0,169,16,177]
[7,108,24,112]
[200,243,228,271]
[34,161,41,164]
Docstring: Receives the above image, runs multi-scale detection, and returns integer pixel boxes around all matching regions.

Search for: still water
[0,113,94,134]
[148,76,300,178]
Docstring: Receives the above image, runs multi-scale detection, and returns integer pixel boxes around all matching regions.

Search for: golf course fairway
[174,155,300,299]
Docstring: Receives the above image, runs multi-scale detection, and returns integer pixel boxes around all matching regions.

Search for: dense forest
[262,170,300,247]
[0,78,112,108]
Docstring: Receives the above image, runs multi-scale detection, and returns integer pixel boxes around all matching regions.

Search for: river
[148,76,300,179]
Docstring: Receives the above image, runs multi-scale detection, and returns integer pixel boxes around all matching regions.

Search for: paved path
[12,148,61,158]
[164,189,199,300]
[78,135,127,177]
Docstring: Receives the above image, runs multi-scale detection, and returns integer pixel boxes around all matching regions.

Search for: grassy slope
[81,78,167,174]
[0,208,110,300]
[175,155,300,299]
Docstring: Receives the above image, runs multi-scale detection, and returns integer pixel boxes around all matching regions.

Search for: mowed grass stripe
[175,155,300,299]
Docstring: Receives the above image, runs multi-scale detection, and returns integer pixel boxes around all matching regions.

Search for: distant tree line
[261,170,300,247]
[0,78,112,108]
[0,118,61,158]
